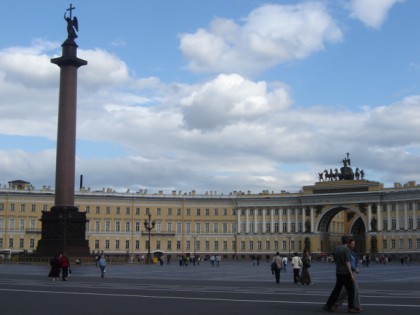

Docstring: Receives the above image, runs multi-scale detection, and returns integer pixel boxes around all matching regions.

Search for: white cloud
[349,0,404,29]
[179,2,342,75]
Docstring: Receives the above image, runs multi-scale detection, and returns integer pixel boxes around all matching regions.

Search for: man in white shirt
[291,252,302,283]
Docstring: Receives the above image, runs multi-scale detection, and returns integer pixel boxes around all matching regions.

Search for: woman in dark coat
[48,254,60,281]
[299,250,312,285]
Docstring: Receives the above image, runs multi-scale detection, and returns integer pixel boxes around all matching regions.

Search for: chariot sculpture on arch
[64,3,79,40]
[317,153,366,182]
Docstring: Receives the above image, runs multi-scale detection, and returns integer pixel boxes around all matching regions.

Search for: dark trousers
[326,273,355,309]
[61,267,68,280]
[293,268,300,283]
[274,269,281,283]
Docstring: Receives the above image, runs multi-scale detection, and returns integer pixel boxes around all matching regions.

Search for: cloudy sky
[1,0,419,194]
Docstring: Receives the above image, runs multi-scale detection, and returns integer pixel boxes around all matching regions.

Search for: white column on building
[294,208,299,232]
[287,208,291,233]
[270,208,275,233]
[377,204,382,231]
[262,208,267,233]
[368,204,372,232]
[387,203,391,231]
[279,208,283,233]
[395,204,400,230]
[245,208,250,233]
[301,207,305,232]
[237,208,241,234]
[404,202,409,230]
[254,208,258,233]
[413,201,417,230]
[310,206,315,232]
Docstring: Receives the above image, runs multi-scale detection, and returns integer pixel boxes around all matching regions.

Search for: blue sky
[1,0,420,194]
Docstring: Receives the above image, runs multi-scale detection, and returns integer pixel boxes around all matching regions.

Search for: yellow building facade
[0,179,419,260]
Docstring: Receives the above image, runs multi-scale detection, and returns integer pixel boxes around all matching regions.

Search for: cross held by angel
[64,4,79,40]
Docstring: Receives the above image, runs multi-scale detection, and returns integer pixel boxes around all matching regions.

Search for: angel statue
[64,4,78,40]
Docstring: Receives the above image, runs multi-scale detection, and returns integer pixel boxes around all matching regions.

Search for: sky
[1,0,420,195]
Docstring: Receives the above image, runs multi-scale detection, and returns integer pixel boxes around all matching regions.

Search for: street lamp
[191,234,198,257]
[144,212,155,264]
[287,234,293,257]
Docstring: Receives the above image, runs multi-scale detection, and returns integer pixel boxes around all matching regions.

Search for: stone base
[36,205,90,257]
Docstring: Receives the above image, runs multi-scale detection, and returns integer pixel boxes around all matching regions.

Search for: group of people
[323,236,362,313]
[271,251,312,285]
[48,253,70,281]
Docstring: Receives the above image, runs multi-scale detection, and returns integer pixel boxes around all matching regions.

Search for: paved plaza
[0,259,419,315]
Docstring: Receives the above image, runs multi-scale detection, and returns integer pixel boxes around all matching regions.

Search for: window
[214,241,219,250]
[135,240,140,249]
[156,240,161,250]
[167,222,172,232]
[274,222,279,233]
[383,239,387,249]
[9,238,14,248]
[157,208,161,216]
[383,219,388,230]
[168,208,172,216]
[156,222,161,232]
[391,239,396,249]
[241,241,245,250]
[408,239,413,249]
[223,241,228,250]
[177,208,181,216]
[95,240,100,249]
[282,240,286,250]
[115,221,120,232]
[257,241,262,250]
[176,241,181,250]
[9,218,15,230]
[135,207,140,215]
[205,241,210,250]
[399,239,404,249]
[186,240,191,250]
[106,207,111,215]
[222,222,228,234]
[274,240,279,250]
[249,241,254,250]
[95,221,100,232]
[231,222,237,234]
[125,222,130,232]
[116,207,121,215]
[30,219,36,229]
[30,238,35,248]
[195,222,201,233]
[265,241,270,250]
[105,221,110,232]
[125,240,130,250]
[186,208,190,216]
[31,204,36,212]
[214,209,218,216]
[10,204,15,212]
[85,206,90,213]
[19,219,25,231]
[205,209,210,216]
[43,204,48,211]
[19,238,24,248]
[96,206,100,214]
[116,240,120,249]
[214,222,219,234]
[205,222,210,233]
[196,208,201,216]
[223,209,227,216]
[0,203,4,211]
[105,240,110,249]
[186,222,191,235]
[126,207,130,215]
[176,222,182,234]
[416,239,420,249]
[232,241,236,251]
[167,240,172,250]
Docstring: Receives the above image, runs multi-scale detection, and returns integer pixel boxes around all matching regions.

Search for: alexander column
[37,4,90,257]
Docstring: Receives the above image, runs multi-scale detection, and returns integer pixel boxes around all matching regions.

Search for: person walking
[299,250,312,285]
[336,239,362,311]
[282,255,288,271]
[48,254,61,282]
[291,252,302,283]
[59,253,70,281]
[98,255,107,278]
[272,252,283,284]
[323,235,359,313]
